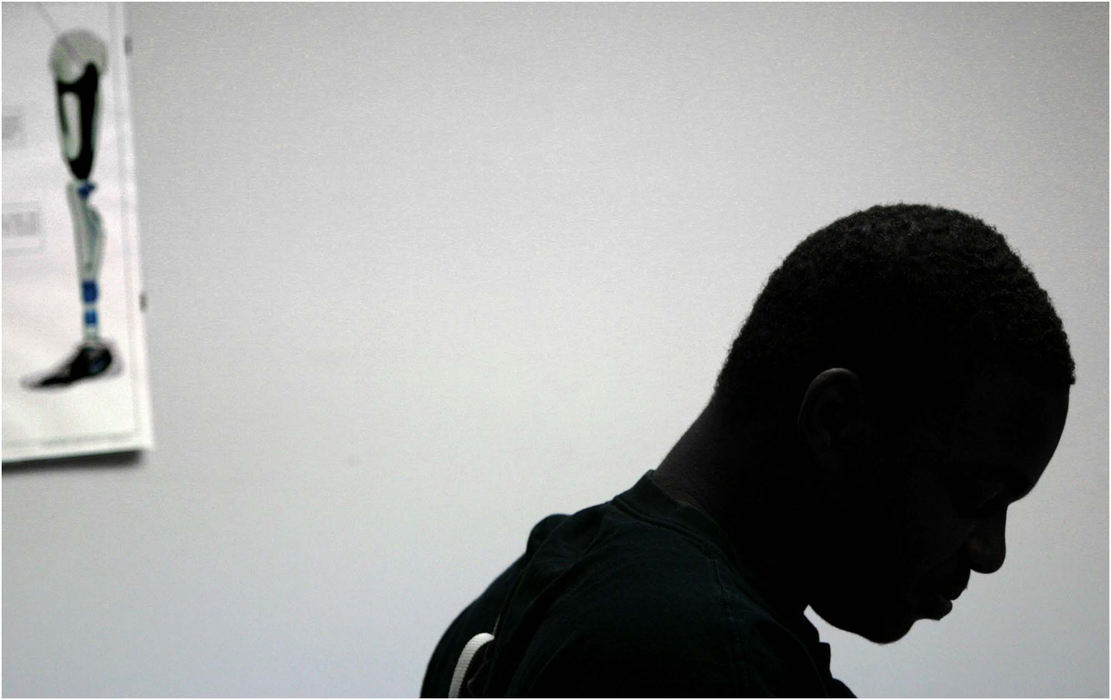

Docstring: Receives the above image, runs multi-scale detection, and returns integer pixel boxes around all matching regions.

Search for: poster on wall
[2,2,153,462]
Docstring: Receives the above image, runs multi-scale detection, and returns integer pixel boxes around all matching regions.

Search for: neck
[651,403,812,619]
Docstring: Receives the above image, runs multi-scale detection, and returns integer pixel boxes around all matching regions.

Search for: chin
[854,617,914,645]
[812,602,915,645]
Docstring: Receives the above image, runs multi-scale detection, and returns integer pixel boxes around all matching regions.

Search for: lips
[923,593,954,619]
[919,571,969,619]
[937,581,966,602]
[928,566,970,600]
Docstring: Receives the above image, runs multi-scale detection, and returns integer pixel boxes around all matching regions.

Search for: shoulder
[506,545,734,696]
[510,526,839,696]
[484,495,845,696]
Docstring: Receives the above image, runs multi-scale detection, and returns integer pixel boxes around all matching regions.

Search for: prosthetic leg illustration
[24,30,119,389]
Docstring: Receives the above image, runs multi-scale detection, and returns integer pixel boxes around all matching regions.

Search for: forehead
[945,366,1070,485]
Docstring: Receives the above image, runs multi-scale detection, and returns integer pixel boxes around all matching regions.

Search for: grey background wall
[3,3,1106,696]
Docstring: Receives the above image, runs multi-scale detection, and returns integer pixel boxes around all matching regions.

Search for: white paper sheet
[3,2,153,461]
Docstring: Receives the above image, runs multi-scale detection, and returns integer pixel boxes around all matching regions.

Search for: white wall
[3,3,1106,696]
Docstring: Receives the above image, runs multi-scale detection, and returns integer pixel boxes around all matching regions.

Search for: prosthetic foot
[22,340,117,389]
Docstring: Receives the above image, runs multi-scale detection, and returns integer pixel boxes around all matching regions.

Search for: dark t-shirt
[421,472,854,697]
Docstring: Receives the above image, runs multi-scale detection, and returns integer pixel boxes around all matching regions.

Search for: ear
[796,368,874,474]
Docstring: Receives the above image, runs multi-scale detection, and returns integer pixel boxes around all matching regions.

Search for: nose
[965,507,1007,574]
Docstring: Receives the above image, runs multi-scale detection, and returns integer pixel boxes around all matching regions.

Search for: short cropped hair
[712,203,1076,440]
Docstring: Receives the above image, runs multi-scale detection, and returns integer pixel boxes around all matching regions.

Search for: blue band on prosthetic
[82,280,98,303]
[84,310,98,327]
[77,182,96,200]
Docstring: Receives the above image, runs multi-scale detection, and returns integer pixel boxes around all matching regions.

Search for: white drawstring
[448,632,495,698]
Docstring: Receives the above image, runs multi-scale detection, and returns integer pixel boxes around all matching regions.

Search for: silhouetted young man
[421,204,1074,697]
